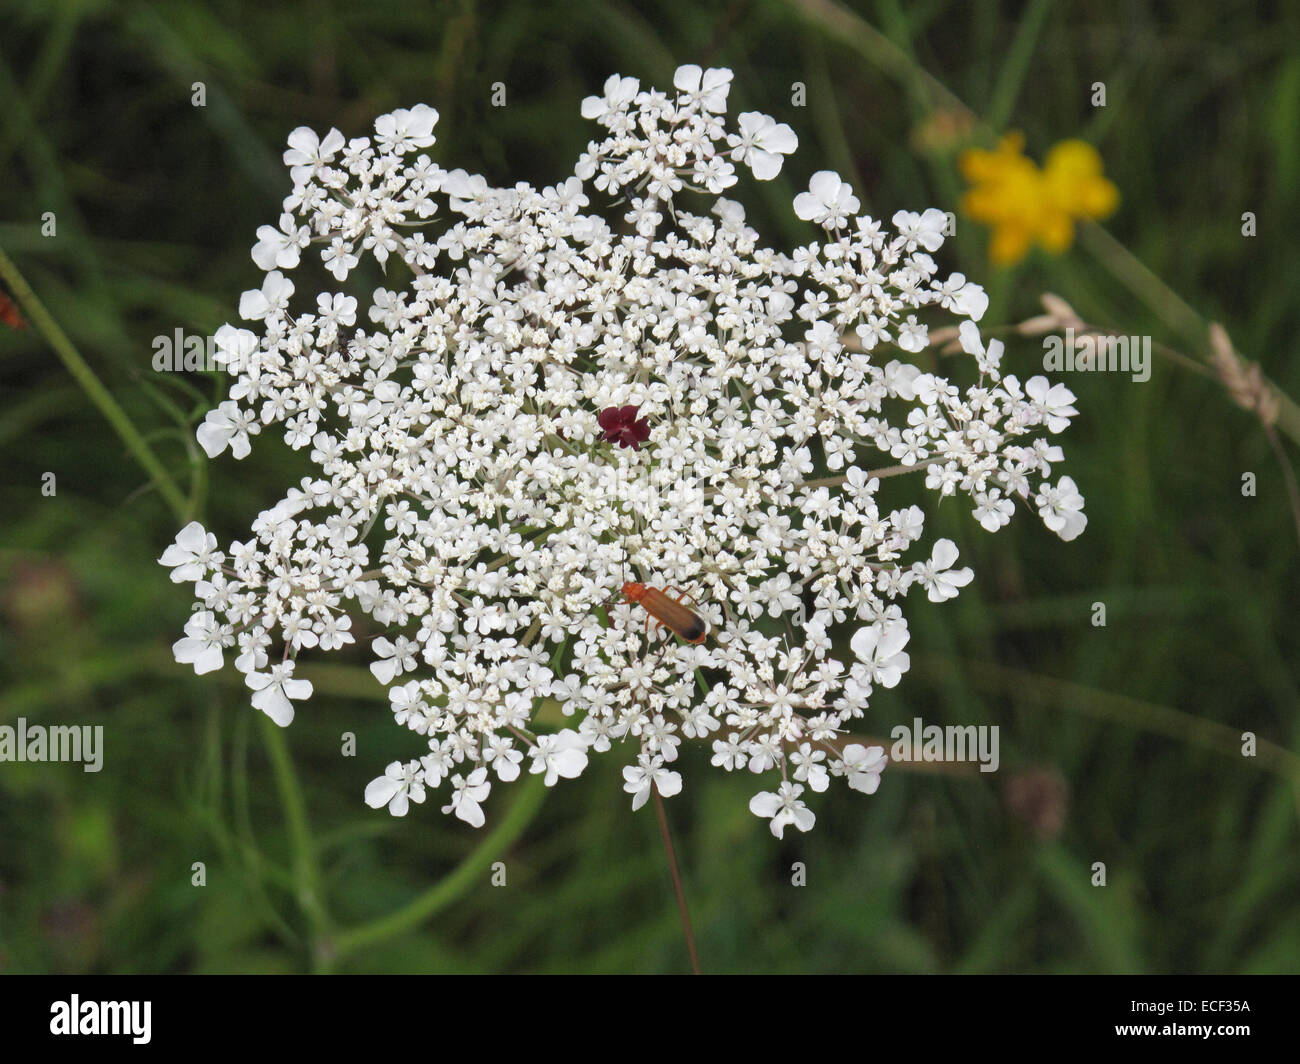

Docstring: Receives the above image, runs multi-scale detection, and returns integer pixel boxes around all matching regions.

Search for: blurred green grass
[1,0,1298,973]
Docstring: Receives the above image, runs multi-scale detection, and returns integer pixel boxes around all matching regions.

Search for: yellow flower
[960,133,1118,265]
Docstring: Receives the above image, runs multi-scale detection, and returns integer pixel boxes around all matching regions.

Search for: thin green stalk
[1076,223,1211,350]
[785,0,985,123]
[651,782,701,975]
[914,654,1300,782]
[985,0,1052,130]
[801,457,944,489]
[260,715,335,972]
[1264,422,1300,549]
[0,244,190,521]
[332,773,548,961]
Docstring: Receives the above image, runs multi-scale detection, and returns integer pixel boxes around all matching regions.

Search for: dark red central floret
[597,404,651,450]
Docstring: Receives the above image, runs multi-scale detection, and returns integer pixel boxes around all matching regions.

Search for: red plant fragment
[0,292,26,330]
[597,404,651,450]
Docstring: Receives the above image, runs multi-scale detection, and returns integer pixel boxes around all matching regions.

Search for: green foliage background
[1,0,1298,974]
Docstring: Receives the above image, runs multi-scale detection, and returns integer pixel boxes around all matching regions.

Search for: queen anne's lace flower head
[161,66,1085,835]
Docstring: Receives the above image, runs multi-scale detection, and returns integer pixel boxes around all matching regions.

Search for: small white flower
[840,744,887,795]
[789,743,829,793]
[958,319,1003,375]
[251,212,308,271]
[973,491,1015,532]
[207,326,258,378]
[239,270,295,321]
[369,635,417,684]
[172,609,226,675]
[622,755,682,810]
[442,767,492,827]
[673,64,732,112]
[1036,475,1087,541]
[321,238,359,281]
[884,360,923,399]
[529,730,589,786]
[442,169,490,213]
[581,74,640,122]
[1026,376,1079,432]
[891,207,948,252]
[952,278,989,321]
[856,315,891,350]
[365,760,426,817]
[711,734,747,772]
[317,612,354,651]
[911,538,974,602]
[374,104,438,152]
[244,661,312,726]
[794,170,860,229]
[847,620,911,698]
[159,521,222,583]
[196,399,259,459]
[897,315,928,353]
[728,112,797,180]
[486,737,524,782]
[283,126,345,184]
[749,782,815,838]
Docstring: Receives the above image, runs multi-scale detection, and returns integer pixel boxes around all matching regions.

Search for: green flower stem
[259,715,335,973]
[0,244,191,522]
[914,653,1300,782]
[1264,422,1300,549]
[1077,226,1300,445]
[1075,223,1206,347]
[332,772,548,962]
[785,0,989,125]
[801,457,944,490]
[651,781,701,975]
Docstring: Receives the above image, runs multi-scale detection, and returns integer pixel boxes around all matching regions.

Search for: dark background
[1,0,1297,973]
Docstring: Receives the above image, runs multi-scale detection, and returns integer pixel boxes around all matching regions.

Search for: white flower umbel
[160,65,1087,835]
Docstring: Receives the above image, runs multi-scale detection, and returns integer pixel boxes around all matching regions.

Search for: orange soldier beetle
[620,581,708,644]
